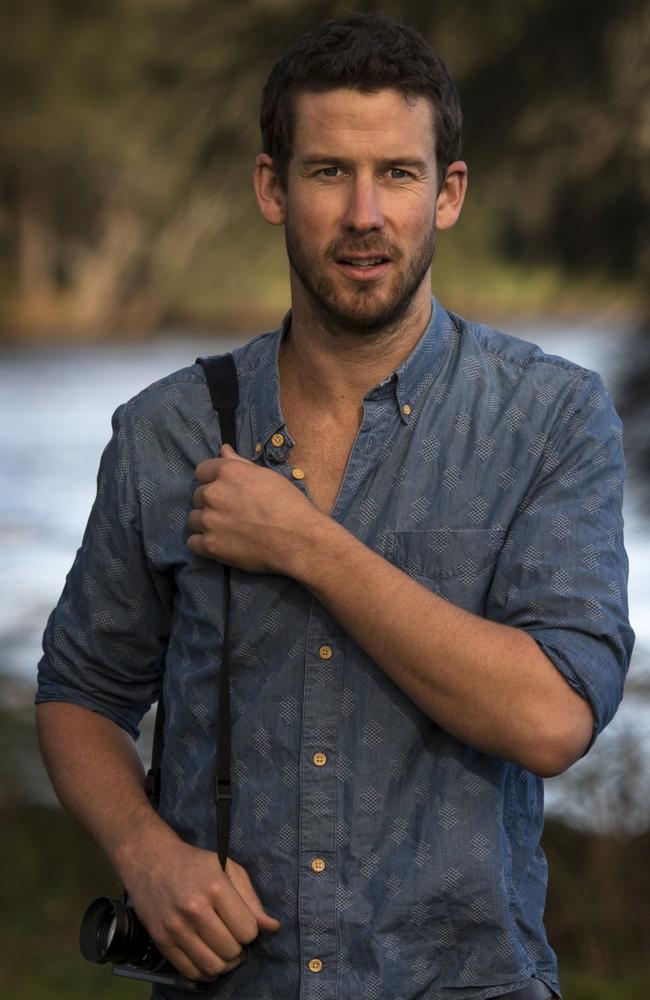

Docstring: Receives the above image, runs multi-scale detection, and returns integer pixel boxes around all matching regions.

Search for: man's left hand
[187,444,323,574]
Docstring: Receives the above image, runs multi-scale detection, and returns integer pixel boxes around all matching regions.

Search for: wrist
[285,510,353,589]
[110,805,179,884]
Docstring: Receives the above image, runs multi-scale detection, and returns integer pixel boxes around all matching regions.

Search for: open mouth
[338,256,387,267]
[336,256,391,279]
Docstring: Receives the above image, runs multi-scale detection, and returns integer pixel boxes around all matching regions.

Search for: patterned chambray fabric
[37,301,633,1000]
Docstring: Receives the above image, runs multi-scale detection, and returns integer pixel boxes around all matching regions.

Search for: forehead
[291,88,436,161]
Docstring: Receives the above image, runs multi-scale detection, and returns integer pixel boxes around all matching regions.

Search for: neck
[279,288,432,412]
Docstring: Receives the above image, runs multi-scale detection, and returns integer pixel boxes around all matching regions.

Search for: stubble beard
[284,220,437,336]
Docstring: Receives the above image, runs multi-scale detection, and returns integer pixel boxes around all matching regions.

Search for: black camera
[80,894,210,992]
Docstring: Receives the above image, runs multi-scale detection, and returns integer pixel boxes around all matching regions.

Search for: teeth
[344,258,384,267]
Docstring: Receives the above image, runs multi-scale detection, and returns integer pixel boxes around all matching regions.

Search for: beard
[284,219,436,335]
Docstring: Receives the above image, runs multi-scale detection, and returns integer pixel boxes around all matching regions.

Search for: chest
[286,419,360,514]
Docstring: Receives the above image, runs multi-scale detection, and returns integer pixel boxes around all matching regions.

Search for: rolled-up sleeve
[36,400,173,739]
[485,371,635,742]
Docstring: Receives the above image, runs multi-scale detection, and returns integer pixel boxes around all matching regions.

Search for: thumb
[220,443,249,463]
[226,859,281,933]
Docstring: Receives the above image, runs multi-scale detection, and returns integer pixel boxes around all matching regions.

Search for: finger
[192,484,207,508]
[206,875,263,946]
[186,533,209,557]
[226,861,281,934]
[195,458,221,483]
[187,510,206,534]
[179,909,246,967]
[157,900,246,975]
[162,938,243,983]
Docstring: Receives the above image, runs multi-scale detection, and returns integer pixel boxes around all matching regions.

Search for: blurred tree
[0,0,265,332]
[1,0,648,334]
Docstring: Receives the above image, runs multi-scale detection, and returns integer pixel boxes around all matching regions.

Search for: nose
[341,175,384,233]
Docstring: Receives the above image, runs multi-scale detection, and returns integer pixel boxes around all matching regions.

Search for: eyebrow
[299,155,430,173]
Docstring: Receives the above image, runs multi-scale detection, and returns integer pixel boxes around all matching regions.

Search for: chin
[320,285,421,334]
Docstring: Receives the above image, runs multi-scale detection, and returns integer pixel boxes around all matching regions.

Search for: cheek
[382,188,436,232]
[405,192,437,228]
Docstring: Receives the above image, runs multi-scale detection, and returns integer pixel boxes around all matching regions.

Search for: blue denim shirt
[37,302,633,999]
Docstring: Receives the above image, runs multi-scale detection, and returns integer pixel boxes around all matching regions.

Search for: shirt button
[311,857,326,873]
[271,432,285,447]
[291,468,306,480]
[313,752,327,767]
[402,403,412,416]
[308,958,323,973]
[318,644,333,660]
[254,442,262,453]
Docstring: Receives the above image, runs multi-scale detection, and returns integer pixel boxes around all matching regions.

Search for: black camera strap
[145,353,239,871]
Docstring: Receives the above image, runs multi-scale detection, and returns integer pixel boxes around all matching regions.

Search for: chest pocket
[388,528,505,615]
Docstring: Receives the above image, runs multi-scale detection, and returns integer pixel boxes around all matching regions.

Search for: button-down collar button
[402,403,412,416]
[254,442,262,453]
[271,432,285,447]
[308,958,323,973]
[318,644,333,660]
[313,752,327,767]
[311,857,326,873]
[291,467,305,480]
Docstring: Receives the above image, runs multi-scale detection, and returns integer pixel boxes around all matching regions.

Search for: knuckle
[206,951,242,977]
[222,942,244,963]
[239,919,259,945]
[161,914,184,939]
[179,894,204,920]
[201,962,226,980]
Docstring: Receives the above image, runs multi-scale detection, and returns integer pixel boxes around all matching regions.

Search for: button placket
[298,616,343,994]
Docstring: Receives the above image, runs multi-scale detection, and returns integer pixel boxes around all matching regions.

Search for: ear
[254,153,286,225]
[435,160,468,231]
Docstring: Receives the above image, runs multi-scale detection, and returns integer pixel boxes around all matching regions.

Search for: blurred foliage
[1,0,648,336]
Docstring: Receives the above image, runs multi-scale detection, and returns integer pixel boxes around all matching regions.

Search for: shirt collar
[244,312,291,463]
[243,299,454,454]
[362,299,455,423]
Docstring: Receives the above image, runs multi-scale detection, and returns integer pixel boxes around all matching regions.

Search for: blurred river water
[1,321,648,830]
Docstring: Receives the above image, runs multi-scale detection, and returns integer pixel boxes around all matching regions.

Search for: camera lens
[80,896,167,971]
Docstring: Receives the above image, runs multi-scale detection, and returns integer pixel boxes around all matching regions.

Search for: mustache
[326,237,403,261]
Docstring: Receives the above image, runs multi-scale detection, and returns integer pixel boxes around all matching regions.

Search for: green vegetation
[1,0,648,338]
[2,805,145,1000]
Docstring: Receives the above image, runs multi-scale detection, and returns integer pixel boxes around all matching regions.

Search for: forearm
[187,449,593,775]
[288,516,593,776]
[36,702,177,882]
[36,700,280,980]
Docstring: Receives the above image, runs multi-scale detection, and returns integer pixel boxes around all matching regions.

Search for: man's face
[281,88,441,334]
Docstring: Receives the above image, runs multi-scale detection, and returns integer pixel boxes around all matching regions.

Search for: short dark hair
[260,13,462,189]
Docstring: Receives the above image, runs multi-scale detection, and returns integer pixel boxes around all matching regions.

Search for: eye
[389,167,411,180]
[319,166,341,178]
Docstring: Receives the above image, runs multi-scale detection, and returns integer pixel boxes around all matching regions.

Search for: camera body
[80,895,210,992]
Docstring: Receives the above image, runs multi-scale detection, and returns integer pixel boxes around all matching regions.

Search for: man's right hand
[123,838,281,981]
[36,704,280,983]
[123,835,280,980]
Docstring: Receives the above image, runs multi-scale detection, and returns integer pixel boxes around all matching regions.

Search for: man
[36,13,633,1000]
